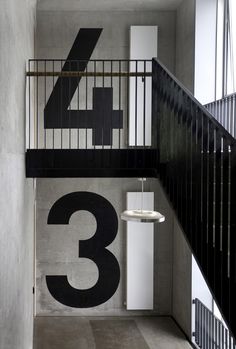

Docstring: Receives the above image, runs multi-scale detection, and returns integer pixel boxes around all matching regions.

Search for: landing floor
[33,316,192,349]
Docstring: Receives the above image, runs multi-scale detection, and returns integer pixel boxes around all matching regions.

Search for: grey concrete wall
[33,9,176,150]
[172,220,192,338]
[0,1,36,348]
[171,0,195,339]
[175,0,195,92]
[36,10,176,71]
[36,178,173,316]
[35,8,177,316]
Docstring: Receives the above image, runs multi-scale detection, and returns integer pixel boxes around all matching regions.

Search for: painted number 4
[44,28,123,145]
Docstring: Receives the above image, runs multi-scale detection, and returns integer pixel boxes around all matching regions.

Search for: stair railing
[205,93,236,138]
[26,59,152,150]
[152,58,236,339]
[194,298,235,348]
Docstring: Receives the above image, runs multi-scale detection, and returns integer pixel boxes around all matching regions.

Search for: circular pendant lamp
[120,178,165,223]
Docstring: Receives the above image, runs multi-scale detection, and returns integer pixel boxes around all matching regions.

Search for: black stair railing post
[229,142,236,335]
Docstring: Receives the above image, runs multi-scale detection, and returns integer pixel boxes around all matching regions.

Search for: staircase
[25,57,236,341]
[153,58,236,340]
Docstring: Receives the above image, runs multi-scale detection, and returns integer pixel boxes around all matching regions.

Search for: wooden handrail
[26,71,152,77]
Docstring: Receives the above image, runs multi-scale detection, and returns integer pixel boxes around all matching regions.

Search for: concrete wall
[35,7,177,316]
[172,220,192,338]
[36,9,176,71]
[170,0,195,339]
[0,1,36,348]
[175,0,195,93]
[32,9,176,150]
[36,178,174,316]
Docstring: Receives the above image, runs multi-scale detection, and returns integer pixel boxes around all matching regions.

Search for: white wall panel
[129,26,158,146]
[126,192,154,310]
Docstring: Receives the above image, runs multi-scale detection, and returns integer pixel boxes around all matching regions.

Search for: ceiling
[37,0,183,11]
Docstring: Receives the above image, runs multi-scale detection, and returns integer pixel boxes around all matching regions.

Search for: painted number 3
[46,192,120,308]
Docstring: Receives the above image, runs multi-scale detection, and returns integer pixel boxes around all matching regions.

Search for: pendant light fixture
[121,178,165,223]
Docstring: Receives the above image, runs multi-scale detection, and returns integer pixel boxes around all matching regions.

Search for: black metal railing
[205,93,236,138]
[152,58,236,339]
[26,59,152,150]
[194,298,236,349]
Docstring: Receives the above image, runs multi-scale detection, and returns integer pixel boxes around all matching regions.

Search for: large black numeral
[46,192,120,308]
[44,28,123,145]
[44,28,102,129]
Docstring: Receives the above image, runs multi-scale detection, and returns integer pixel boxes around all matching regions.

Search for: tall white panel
[126,192,154,310]
[129,26,158,146]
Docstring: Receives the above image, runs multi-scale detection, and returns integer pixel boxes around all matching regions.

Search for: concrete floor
[34,316,192,349]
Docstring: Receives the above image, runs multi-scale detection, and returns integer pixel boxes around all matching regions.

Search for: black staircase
[25,57,236,339]
[153,58,236,340]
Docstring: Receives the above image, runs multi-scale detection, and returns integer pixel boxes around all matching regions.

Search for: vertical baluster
[190,104,197,253]
[127,60,129,150]
[43,61,46,149]
[52,61,55,149]
[230,141,236,336]
[68,60,71,149]
[77,61,80,149]
[143,60,146,148]
[195,299,199,345]
[216,101,220,123]
[169,81,174,203]
[203,306,206,348]
[199,302,202,348]
[218,321,221,349]
[226,97,229,134]
[214,131,223,304]
[210,311,214,349]
[233,95,236,138]
[205,122,215,288]
[36,60,39,149]
[85,62,88,149]
[94,60,96,150]
[220,100,223,128]
[171,82,177,209]
[28,60,31,149]
[206,307,209,349]
[166,79,172,198]
[109,60,113,172]
[230,95,234,138]
[119,60,121,149]
[102,60,105,168]
[194,107,202,258]
[135,60,138,147]
[221,322,224,349]
[182,93,189,231]
[201,113,208,270]
[221,137,230,323]
[60,60,63,149]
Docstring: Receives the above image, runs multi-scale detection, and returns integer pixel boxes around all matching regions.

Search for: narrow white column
[126,192,154,310]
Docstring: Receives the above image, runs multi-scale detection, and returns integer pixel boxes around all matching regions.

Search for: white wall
[194,0,217,104]
[0,0,36,348]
